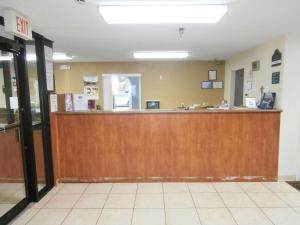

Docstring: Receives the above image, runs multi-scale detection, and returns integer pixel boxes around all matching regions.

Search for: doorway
[0,32,54,224]
[102,74,142,110]
[234,69,244,106]
[0,50,27,220]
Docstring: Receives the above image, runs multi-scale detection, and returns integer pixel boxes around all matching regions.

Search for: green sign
[272,72,280,84]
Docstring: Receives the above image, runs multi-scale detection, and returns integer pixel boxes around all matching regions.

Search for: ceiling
[0,0,300,61]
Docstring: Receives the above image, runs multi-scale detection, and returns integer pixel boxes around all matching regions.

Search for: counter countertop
[55,108,282,115]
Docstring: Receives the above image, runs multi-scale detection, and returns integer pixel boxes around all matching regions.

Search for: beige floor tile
[27,209,70,225]
[238,182,271,193]
[213,183,243,193]
[166,208,201,225]
[44,194,81,208]
[0,203,15,217]
[8,208,39,225]
[263,182,298,193]
[277,193,300,207]
[197,208,237,225]
[192,193,225,208]
[132,209,165,225]
[104,194,135,208]
[58,183,88,194]
[138,183,163,194]
[220,193,256,207]
[85,183,113,194]
[46,185,62,195]
[248,193,288,207]
[29,192,55,209]
[163,183,189,193]
[230,208,273,225]
[164,193,194,208]
[294,207,300,214]
[74,194,107,208]
[62,209,101,225]
[262,208,300,225]
[188,183,216,193]
[97,209,133,225]
[111,183,137,194]
[134,194,164,209]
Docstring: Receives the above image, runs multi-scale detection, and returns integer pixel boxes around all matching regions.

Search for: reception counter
[50,109,281,182]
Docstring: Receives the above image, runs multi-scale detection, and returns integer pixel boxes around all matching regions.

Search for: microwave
[146,100,160,109]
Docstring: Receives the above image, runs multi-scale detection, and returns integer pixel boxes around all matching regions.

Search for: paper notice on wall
[45,61,54,91]
[84,85,99,100]
[44,46,54,91]
[9,97,18,109]
[245,81,253,91]
[44,46,53,61]
[50,94,58,112]
[73,94,88,111]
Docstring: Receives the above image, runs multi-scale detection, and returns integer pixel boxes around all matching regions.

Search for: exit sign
[4,9,32,40]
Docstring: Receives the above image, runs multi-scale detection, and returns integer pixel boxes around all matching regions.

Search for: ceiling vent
[75,0,86,4]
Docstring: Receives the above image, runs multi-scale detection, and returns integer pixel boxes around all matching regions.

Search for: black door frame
[0,17,54,225]
[0,34,35,225]
[31,32,54,197]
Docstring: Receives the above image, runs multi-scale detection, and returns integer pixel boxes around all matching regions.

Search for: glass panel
[26,43,46,191]
[0,50,26,217]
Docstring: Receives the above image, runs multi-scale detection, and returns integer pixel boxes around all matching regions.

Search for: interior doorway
[233,69,244,106]
[102,74,141,111]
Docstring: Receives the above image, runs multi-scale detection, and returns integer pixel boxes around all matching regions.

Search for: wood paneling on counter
[51,111,280,182]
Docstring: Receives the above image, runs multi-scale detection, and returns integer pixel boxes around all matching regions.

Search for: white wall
[280,33,300,179]
[225,35,300,180]
[224,37,285,108]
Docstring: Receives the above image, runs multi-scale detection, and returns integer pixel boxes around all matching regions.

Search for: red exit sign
[16,16,29,36]
[4,9,32,40]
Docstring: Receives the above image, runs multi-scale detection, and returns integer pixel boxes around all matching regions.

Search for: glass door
[0,50,27,217]
[25,42,47,191]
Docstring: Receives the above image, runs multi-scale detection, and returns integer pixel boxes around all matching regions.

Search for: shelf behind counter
[50,108,281,183]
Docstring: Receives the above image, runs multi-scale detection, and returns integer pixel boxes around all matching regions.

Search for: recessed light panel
[99,2,227,24]
[133,51,189,59]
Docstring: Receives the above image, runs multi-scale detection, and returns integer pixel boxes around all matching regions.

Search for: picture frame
[201,81,212,89]
[212,81,223,89]
[208,70,217,81]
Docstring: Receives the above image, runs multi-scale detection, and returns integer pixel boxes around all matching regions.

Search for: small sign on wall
[272,72,280,84]
[272,49,282,67]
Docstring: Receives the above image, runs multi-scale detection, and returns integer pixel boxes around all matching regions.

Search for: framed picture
[212,81,223,89]
[201,81,212,89]
[252,60,260,71]
[208,70,217,80]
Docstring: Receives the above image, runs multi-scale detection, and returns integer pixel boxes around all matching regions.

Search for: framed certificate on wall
[201,81,212,89]
[208,70,217,80]
[212,81,223,89]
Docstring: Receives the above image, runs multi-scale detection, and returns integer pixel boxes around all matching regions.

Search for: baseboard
[277,175,298,181]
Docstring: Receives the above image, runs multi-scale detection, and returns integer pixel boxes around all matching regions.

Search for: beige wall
[54,61,225,109]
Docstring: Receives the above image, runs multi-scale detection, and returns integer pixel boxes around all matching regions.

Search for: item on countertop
[258,92,276,109]
[245,97,257,109]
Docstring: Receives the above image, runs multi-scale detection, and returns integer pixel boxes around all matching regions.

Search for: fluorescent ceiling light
[53,53,73,61]
[26,54,37,61]
[98,2,228,24]
[133,51,189,59]
[0,55,13,61]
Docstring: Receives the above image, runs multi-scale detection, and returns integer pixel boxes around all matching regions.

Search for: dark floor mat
[287,181,300,191]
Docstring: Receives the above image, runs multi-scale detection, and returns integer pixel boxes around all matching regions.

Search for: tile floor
[0,183,45,217]
[7,182,300,225]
